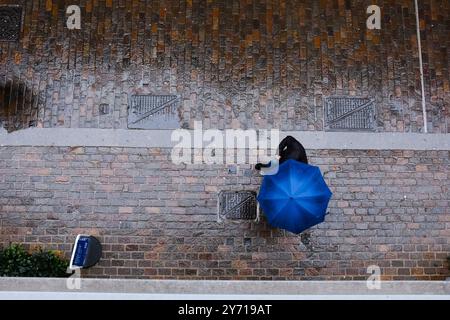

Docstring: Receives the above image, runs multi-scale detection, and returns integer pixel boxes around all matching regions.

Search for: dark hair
[278,136,308,164]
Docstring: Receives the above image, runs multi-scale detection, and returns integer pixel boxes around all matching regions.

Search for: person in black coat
[255,135,308,171]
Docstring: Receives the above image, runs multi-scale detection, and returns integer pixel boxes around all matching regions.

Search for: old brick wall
[0,0,449,132]
[1,1,449,280]
[0,146,448,280]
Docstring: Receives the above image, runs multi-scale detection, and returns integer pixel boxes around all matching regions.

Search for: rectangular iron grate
[0,5,22,42]
[128,94,179,129]
[218,191,258,222]
[324,96,376,131]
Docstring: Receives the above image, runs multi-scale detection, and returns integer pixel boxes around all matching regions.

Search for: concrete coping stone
[1,128,450,150]
[0,278,449,296]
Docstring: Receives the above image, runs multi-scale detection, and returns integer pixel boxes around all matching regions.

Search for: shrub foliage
[0,244,69,277]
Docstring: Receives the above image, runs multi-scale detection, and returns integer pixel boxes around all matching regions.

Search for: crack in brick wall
[0,146,448,280]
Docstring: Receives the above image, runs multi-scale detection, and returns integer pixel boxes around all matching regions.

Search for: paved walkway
[2,291,449,300]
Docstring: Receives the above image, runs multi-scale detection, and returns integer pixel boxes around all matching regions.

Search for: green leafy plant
[0,244,32,276]
[0,244,69,277]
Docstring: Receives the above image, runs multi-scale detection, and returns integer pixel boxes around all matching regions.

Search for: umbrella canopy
[257,159,332,234]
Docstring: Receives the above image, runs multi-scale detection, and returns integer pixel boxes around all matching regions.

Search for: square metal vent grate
[128,95,179,129]
[0,5,22,42]
[218,191,258,222]
[324,96,376,131]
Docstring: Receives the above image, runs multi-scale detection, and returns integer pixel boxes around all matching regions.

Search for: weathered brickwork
[0,0,449,133]
[0,0,449,281]
[0,146,448,280]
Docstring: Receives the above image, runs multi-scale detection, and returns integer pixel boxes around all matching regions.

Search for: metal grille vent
[218,191,258,222]
[324,97,376,131]
[128,95,179,129]
[0,5,22,42]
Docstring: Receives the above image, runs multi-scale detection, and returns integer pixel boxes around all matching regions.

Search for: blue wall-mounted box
[69,234,102,270]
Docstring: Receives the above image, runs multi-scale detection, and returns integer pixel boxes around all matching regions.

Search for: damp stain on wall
[0,80,39,133]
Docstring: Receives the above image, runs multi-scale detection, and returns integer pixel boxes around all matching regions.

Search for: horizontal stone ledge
[1,128,450,150]
[0,278,449,297]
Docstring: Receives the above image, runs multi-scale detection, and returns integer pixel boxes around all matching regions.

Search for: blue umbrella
[257,159,332,234]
